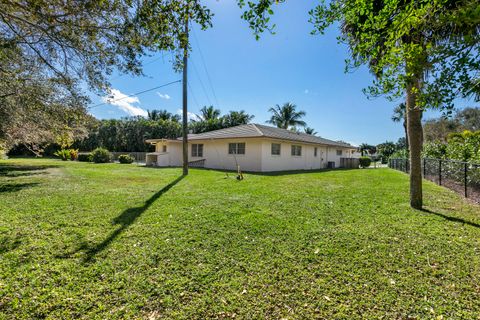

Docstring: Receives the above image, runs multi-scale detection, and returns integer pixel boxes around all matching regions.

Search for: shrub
[359,156,372,168]
[91,148,111,163]
[69,149,79,161]
[54,149,71,161]
[390,149,408,160]
[77,153,92,162]
[422,141,447,159]
[118,154,134,164]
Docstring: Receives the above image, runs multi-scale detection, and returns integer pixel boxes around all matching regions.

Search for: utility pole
[182,8,189,176]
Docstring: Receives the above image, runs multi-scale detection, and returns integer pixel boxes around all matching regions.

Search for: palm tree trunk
[403,121,409,152]
[406,76,423,209]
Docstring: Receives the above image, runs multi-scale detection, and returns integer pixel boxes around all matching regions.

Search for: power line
[190,58,213,106]
[192,27,220,108]
[90,80,181,108]
[187,80,201,111]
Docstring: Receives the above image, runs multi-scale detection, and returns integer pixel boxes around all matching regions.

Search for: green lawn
[0,159,479,319]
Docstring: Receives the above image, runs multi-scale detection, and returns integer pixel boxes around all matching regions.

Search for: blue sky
[88,1,474,145]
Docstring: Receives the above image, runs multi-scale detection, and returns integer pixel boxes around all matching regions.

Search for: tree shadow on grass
[0,237,22,254]
[247,167,357,177]
[78,175,185,263]
[0,182,39,193]
[0,164,59,177]
[421,208,480,229]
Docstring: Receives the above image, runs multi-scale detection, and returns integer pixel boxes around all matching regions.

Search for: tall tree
[147,110,181,122]
[0,0,213,152]
[359,143,376,156]
[456,107,480,132]
[267,103,306,129]
[198,106,221,121]
[239,0,480,209]
[304,127,317,135]
[222,110,255,127]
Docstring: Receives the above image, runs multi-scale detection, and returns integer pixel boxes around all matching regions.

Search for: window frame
[271,143,281,156]
[191,144,204,157]
[291,145,302,157]
[228,142,246,155]
[336,149,343,156]
[162,145,167,153]
[314,147,318,157]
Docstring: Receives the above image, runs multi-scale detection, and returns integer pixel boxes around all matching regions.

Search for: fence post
[464,162,468,198]
[439,159,442,186]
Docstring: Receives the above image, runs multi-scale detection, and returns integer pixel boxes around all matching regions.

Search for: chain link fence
[389,158,480,203]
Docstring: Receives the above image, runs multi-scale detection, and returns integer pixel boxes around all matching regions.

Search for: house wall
[325,147,355,168]
[259,140,325,172]
[152,138,356,172]
[153,142,182,167]
[191,138,263,172]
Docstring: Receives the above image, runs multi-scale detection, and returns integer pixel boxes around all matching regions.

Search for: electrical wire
[192,27,220,108]
[90,79,181,108]
[191,58,213,106]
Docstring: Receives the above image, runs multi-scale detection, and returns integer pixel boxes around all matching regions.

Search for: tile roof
[186,124,355,148]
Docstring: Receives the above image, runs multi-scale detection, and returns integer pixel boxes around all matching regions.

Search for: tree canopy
[0,0,213,152]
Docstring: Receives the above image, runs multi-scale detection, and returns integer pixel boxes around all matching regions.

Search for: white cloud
[304,89,309,94]
[157,92,171,100]
[176,109,199,121]
[102,89,148,117]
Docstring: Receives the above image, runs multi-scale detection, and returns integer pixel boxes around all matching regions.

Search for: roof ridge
[251,123,265,136]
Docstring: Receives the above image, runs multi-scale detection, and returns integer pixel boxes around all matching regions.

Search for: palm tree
[391,103,408,151]
[223,110,254,127]
[267,103,306,129]
[147,109,180,122]
[304,127,317,135]
[197,106,221,121]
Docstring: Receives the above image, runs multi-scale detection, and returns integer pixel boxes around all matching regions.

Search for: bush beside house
[118,154,135,164]
[359,156,372,168]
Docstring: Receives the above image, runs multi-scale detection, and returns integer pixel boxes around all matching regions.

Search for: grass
[0,158,479,319]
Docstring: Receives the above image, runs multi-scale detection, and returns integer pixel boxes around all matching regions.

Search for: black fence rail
[389,158,480,203]
[188,159,206,168]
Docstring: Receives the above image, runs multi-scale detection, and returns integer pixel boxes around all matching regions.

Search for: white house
[145,124,358,172]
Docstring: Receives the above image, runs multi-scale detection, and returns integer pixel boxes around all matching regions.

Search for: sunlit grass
[0,158,479,319]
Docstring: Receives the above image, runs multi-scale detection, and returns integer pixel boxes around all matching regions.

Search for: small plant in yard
[118,154,135,164]
[69,149,79,161]
[77,153,92,162]
[359,156,372,168]
[91,147,111,163]
[54,149,71,161]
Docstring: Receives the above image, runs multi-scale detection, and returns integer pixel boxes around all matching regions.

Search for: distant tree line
[423,107,480,143]
[7,101,325,155]
[388,107,480,163]
[69,107,254,152]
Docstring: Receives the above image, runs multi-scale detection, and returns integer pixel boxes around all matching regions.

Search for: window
[291,145,302,156]
[336,149,342,156]
[228,143,245,155]
[314,147,318,157]
[271,143,281,156]
[162,145,167,152]
[191,144,204,157]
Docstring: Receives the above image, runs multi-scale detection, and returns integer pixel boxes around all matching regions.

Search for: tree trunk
[403,121,409,152]
[406,77,423,209]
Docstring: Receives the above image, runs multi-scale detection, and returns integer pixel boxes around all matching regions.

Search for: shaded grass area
[0,159,479,319]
